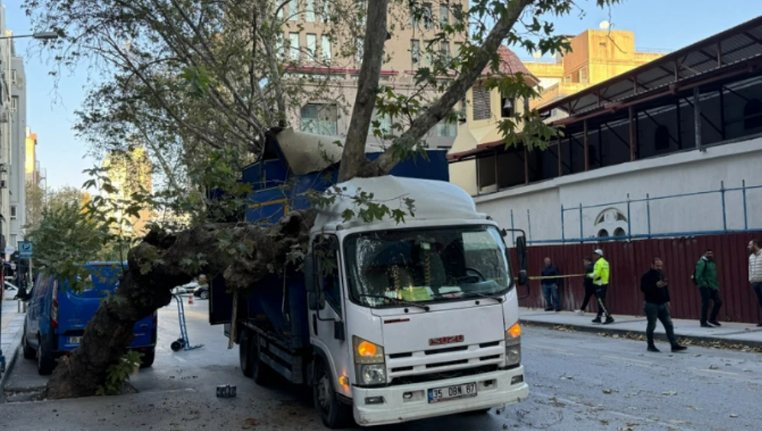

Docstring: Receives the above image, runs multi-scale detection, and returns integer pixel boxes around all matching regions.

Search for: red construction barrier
[514,232,761,323]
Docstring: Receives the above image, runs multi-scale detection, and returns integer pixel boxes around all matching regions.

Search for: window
[321,35,331,62]
[436,118,457,137]
[654,125,670,151]
[422,3,433,29]
[614,228,627,237]
[440,4,449,27]
[305,0,315,21]
[452,3,464,24]
[289,0,298,20]
[356,37,364,63]
[275,34,285,58]
[454,41,463,58]
[472,86,491,121]
[564,74,571,84]
[356,0,367,26]
[423,40,434,67]
[500,96,514,118]
[579,66,589,84]
[458,96,467,120]
[315,235,342,314]
[368,108,391,137]
[440,41,451,62]
[10,206,16,219]
[306,33,317,59]
[597,229,609,238]
[744,99,762,130]
[289,33,300,61]
[410,5,419,29]
[11,96,18,112]
[411,40,420,68]
[301,104,338,135]
[11,70,17,84]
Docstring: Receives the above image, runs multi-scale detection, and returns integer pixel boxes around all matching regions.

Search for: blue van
[21,262,157,375]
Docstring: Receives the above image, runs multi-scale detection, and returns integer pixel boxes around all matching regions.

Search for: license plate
[428,382,477,403]
[68,337,82,344]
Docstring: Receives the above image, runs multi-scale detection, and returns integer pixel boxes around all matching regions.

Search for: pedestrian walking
[575,257,596,315]
[541,257,562,312]
[748,239,762,327]
[641,258,686,353]
[695,249,722,327]
[591,249,614,324]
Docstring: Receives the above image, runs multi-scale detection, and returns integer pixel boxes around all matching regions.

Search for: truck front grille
[386,340,504,384]
[389,364,499,386]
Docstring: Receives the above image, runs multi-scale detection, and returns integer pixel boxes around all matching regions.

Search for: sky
[6,0,762,190]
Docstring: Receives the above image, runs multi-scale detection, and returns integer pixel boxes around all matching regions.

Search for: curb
[0,340,21,401]
[520,318,762,349]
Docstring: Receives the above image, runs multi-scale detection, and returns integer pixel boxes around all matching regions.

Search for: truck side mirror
[334,321,345,341]
[516,236,528,274]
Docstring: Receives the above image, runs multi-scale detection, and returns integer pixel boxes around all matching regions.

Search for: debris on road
[662,391,678,396]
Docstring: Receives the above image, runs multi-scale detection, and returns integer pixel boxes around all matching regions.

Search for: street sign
[4,246,13,260]
[18,241,32,259]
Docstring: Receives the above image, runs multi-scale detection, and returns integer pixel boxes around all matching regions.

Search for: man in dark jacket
[695,249,722,327]
[575,257,596,315]
[641,258,686,353]
[541,257,561,311]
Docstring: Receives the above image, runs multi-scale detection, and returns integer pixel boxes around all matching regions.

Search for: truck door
[309,235,351,398]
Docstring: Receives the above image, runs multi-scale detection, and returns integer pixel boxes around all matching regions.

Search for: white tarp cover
[274,128,386,176]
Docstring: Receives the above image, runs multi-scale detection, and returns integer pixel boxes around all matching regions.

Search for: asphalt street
[1,297,760,430]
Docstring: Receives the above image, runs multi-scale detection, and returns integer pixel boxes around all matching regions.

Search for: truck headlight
[353,336,387,386]
[505,323,521,366]
[359,364,387,385]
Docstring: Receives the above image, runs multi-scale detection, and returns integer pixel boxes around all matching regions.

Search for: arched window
[744,99,762,130]
[654,125,670,151]
[614,227,627,237]
[598,229,609,238]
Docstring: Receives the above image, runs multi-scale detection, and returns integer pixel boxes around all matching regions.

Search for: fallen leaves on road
[662,391,678,396]
[693,354,702,357]
[602,389,613,394]
[669,419,689,425]
[552,325,576,332]
[242,418,259,429]
[709,365,719,370]
[730,414,739,418]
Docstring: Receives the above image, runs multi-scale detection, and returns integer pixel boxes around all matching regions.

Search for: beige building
[280,0,466,149]
[102,147,154,237]
[25,127,40,186]
[448,46,540,196]
[525,29,664,112]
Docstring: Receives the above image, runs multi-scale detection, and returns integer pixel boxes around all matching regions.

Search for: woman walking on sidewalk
[640,258,686,353]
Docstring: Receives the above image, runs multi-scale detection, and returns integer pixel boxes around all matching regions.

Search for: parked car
[3,281,19,299]
[193,284,209,300]
[172,281,200,295]
[22,262,157,375]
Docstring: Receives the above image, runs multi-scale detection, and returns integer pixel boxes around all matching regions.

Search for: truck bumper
[352,366,528,427]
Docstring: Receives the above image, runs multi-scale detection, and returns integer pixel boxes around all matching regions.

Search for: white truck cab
[305,176,529,427]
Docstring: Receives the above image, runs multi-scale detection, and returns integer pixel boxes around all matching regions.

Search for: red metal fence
[515,233,761,324]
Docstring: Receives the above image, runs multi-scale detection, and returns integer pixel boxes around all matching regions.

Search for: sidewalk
[520,307,762,348]
[1,299,25,391]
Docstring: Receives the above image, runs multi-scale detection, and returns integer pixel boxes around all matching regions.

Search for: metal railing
[503,181,762,245]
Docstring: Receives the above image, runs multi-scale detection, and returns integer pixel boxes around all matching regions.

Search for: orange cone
[188,293,194,305]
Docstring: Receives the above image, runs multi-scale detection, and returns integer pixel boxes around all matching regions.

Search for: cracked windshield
[345,226,512,306]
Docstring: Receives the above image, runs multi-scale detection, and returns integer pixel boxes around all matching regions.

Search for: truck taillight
[51,281,59,329]
[153,312,158,325]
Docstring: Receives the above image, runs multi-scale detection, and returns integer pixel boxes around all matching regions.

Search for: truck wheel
[140,348,156,368]
[36,336,56,376]
[239,329,254,378]
[22,323,36,360]
[250,332,275,386]
[313,361,353,429]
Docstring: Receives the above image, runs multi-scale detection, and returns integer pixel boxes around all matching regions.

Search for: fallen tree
[23,0,618,398]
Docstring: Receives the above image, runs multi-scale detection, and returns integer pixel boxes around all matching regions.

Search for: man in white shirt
[749,239,762,327]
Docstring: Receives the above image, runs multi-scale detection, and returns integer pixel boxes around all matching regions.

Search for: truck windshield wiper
[462,292,504,303]
[358,294,431,311]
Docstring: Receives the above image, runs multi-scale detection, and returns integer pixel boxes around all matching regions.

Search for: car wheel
[36,336,56,375]
[313,360,353,429]
[22,323,36,360]
[200,290,209,300]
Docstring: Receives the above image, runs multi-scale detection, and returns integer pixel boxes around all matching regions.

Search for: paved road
[1,297,761,430]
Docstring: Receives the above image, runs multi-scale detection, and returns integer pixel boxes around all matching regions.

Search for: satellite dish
[599,20,610,30]
[532,51,542,59]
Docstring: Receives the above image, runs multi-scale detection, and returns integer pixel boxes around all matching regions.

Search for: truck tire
[249,332,276,386]
[239,329,255,378]
[36,336,56,376]
[313,360,353,429]
[140,348,156,368]
[22,323,36,360]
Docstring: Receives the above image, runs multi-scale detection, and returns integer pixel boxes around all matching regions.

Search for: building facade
[102,147,154,237]
[0,4,27,252]
[524,29,664,112]
[448,17,762,245]
[281,0,466,149]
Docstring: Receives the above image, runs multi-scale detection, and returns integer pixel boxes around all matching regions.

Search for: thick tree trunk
[46,209,316,399]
